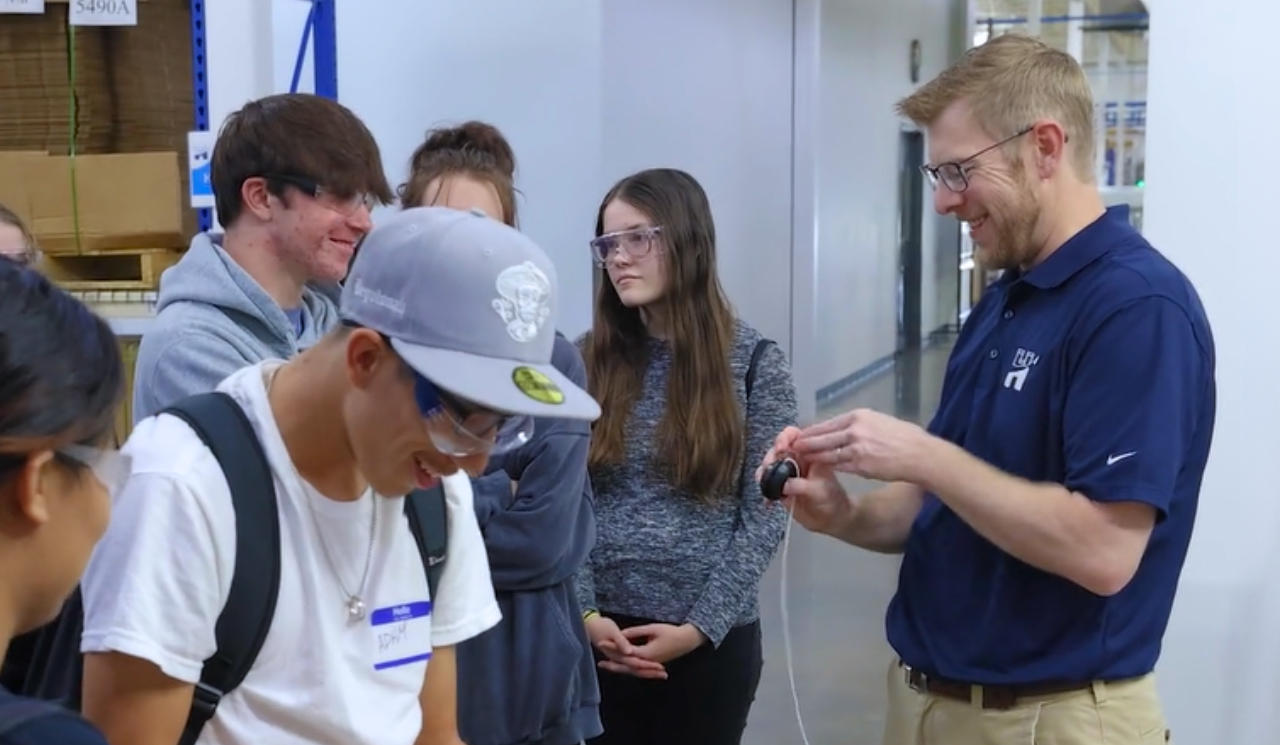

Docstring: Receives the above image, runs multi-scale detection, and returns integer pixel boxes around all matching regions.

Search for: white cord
[779,501,813,745]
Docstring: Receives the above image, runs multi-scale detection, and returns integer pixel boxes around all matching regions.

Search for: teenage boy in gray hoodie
[131,93,393,422]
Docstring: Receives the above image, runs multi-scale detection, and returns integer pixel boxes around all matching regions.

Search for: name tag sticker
[370,601,433,671]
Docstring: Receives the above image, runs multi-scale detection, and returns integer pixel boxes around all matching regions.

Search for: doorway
[897,129,926,352]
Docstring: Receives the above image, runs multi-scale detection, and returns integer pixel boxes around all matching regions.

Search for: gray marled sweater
[576,320,799,647]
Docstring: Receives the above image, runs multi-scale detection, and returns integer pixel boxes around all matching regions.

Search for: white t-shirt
[81,362,501,745]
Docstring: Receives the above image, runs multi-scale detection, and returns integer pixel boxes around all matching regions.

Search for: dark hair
[211,93,395,228]
[583,168,742,502]
[398,121,519,226]
[0,263,125,483]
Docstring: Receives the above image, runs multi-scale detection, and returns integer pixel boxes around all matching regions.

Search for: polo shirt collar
[1004,205,1130,291]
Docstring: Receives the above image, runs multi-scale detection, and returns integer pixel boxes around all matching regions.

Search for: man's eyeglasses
[920,126,1034,193]
[263,173,377,216]
[590,226,663,268]
[414,373,533,456]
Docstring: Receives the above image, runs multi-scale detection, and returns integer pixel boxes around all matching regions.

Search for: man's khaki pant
[882,658,1172,744]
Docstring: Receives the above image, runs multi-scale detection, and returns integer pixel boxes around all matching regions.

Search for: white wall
[268,0,966,416]
[811,0,961,391]
[330,0,605,340]
[272,1,315,96]
[597,0,795,358]
[1144,1,1279,742]
[280,0,797,355]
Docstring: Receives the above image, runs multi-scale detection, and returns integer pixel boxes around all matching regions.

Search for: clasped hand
[585,617,707,680]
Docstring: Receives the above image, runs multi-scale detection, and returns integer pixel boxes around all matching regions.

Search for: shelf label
[0,0,45,14]
[188,131,216,210]
[70,0,136,26]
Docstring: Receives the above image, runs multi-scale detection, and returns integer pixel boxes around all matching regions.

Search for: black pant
[588,614,763,745]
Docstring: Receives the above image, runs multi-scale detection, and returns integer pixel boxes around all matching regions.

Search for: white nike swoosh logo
[1107,452,1136,466]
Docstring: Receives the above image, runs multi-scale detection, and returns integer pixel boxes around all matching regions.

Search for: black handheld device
[760,457,799,501]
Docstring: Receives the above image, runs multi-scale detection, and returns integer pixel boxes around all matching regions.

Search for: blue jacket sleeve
[471,470,514,529]
[474,335,595,592]
[0,704,111,745]
[685,341,798,645]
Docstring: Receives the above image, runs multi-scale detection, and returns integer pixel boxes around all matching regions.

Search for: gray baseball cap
[340,206,600,421]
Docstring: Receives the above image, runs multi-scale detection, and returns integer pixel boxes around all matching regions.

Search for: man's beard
[975,181,1040,273]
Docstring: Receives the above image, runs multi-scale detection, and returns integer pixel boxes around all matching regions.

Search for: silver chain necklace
[306,487,378,623]
[267,366,379,623]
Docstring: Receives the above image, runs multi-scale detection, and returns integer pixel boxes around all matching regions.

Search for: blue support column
[312,0,338,99]
[190,0,211,232]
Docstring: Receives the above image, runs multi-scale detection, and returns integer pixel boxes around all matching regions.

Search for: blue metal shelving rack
[189,0,210,232]
[188,0,338,231]
[312,0,339,99]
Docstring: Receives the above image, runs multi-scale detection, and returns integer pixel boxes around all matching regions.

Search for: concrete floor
[744,343,952,745]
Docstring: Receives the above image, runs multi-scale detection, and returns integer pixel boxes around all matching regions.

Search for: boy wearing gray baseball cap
[79,206,598,745]
[341,206,600,430]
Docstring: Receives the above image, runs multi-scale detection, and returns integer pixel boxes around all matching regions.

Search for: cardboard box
[0,1,189,156]
[16,152,185,253]
[0,152,46,227]
[0,0,195,254]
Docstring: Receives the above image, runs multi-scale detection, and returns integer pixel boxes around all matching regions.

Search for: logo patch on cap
[492,262,552,343]
[512,367,564,405]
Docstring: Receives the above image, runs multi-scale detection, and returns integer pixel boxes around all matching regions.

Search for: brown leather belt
[899,661,1092,711]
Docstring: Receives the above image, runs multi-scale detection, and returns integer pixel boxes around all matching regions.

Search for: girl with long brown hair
[579,168,798,745]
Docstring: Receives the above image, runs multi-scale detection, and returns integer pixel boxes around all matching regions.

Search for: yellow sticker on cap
[512,367,564,405]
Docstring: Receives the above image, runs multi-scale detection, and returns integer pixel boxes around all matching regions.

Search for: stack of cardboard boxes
[1,0,199,443]
[0,0,197,293]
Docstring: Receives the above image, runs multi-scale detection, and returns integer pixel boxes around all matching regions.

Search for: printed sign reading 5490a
[71,0,137,26]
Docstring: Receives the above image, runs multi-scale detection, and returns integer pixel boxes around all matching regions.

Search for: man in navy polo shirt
[766,34,1214,744]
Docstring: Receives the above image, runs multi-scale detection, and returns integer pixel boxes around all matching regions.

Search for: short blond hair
[897,34,1096,180]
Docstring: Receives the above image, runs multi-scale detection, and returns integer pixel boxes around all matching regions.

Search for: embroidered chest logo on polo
[1004,347,1041,392]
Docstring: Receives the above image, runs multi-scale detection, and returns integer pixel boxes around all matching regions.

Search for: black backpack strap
[405,486,448,602]
[745,338,772,399]
[161,393,281,745]
[0,698,64,737]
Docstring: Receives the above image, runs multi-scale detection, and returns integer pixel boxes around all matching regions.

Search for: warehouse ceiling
[972,0,1149,67]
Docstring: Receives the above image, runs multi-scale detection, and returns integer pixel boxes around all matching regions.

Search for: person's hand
[792,408,930,483]
[622,623,707,665]
[778,461,854,535]
[756,425,805,481]
[586,615,668,680]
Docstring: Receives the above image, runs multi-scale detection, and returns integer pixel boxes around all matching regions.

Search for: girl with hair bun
[399,121,520,226]
[401,122,603,745]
